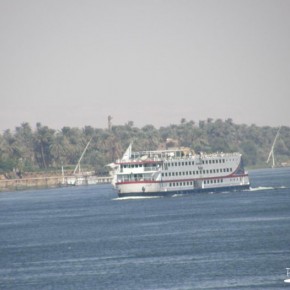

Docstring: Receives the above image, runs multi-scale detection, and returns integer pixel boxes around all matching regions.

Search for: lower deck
[116,184,250,197]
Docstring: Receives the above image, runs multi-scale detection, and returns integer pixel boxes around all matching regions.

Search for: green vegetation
[1,119,290,177]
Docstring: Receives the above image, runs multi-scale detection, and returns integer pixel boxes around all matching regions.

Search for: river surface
[1,167,290,289]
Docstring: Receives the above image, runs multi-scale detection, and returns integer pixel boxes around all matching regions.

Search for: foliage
[0,120,289,175]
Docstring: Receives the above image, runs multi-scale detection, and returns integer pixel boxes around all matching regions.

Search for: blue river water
[0,167,290,290]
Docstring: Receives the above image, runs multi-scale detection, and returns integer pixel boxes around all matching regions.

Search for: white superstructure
[111,144,250,197]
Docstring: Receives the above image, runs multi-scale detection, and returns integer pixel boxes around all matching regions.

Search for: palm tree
[14,123,35,168]
[34,123,55,168]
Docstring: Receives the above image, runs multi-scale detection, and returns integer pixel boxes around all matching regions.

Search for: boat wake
[112,196,162,201]
[249,186,287,192]
[172,194,187,198]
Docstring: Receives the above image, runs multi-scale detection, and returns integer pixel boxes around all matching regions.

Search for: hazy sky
[1,0,290,131]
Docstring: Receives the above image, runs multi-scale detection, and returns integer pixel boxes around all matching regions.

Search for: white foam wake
[249,186,274,191]
[249,186,287,191]
[112,196,162,201]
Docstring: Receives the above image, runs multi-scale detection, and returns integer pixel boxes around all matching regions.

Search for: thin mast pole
[267,127,281,167]
[73,137,93,174]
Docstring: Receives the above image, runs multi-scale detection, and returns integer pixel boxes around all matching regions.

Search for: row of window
[162,168,233,177]
[204,179,224,184]
[121,163,160,169]
[166,159,227,167]
[168,179,224,187]
[121,158,235,169]
[121,159,237,169]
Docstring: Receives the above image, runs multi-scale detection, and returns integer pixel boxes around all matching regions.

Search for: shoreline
[0,175,112,192]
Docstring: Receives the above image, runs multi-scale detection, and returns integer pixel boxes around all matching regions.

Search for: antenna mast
[266,127,281,168]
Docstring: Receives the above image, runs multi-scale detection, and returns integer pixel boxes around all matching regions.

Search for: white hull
[116,176,250,196]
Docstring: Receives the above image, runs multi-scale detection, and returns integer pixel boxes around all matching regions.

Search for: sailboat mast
[73,137,93,174]
[267,127,281,168]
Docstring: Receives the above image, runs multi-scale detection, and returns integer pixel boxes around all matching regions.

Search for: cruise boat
[111,144,250,197]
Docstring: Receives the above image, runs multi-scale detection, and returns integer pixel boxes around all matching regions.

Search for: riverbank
[0,176,64,192]
[0,173,112,192]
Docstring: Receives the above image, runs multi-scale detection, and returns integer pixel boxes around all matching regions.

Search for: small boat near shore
[62,138,100,186]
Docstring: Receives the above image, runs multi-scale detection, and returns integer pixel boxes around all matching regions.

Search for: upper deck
[116,146,241,165]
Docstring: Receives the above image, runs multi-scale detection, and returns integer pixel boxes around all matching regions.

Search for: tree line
[1,119,290,177]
